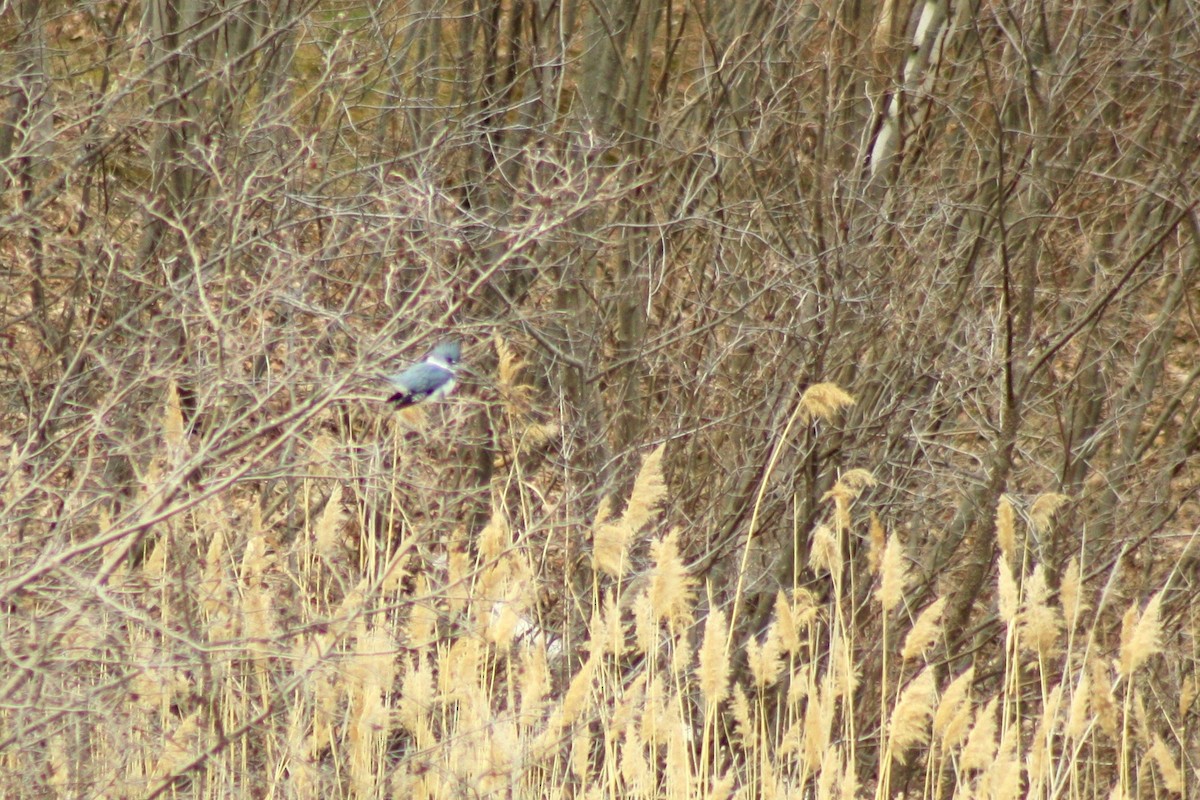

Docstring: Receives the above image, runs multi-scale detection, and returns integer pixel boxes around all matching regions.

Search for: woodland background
[0,0,1198,798]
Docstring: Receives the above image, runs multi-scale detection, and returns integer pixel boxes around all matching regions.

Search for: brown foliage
[1,0,1198,797]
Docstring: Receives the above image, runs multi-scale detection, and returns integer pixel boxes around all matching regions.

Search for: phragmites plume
[478,507,512,564]
[995,494,1017,566]
[746,625,784,689]
[494,334,527,394]
[1119,589,1164,677]
[875,533,909,613]
[592,444,667,577]
[887,668,936,762]
[867,511,886,575]
[1018,565,1062,657]
[163,380,186,457]
[697,604,730,710]
[901,596,946,661]
[624,444,667,532]
[1059,557,1083,629]
[1181,675,1198,719]
[1148,735,1184,794]
[646,528,695,630]
[798,382,856,424]
[933,666,975,754]
[997,557,1019,625]
[1029,492,1070,535]
[314,484,345,562]
[822,468,875,533]
[960,695,999,772]
[808,524,841,575]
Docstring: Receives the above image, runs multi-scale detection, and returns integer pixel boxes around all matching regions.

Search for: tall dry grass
[1,353,1193,799]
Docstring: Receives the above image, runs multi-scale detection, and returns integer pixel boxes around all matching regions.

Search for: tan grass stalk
[839,467,877,494]
[799,382,857,424]
[960,695,998,771]
[839,748,859,800]
[707,770,736,800]
[808,524,841,575]
[774,590,801,656]
[484,720,520,796]
[314,483,344,560]
[555,651,597,729]
[648,529,695,630]
[494,334,527,395]
[439,637,481,702]
[199,516,228,619]
[1029,492,1069,534]
[641,674,667,744]
[816,745,839,800]
[593,521,633,578]
[621,713,652,798]
[664,697,691,800]
[901,596,946,661]
[802,676,834,775]
[590,450,667,575]
[997,558,1018,626]
[611,673,647,743]
[570,727,591,782]
[1118,589,1164,677]
[141,530,167,580]
[746,625,784,689]
[822,469,875,534]
[623,443,667,532]
[633,589,656,654]
[1130,688,1151,748]
[698,605,730,709]
[829,626,859,700]
[47,735,68,794]
[350,688,387,797]
[308,665,338,758]
[728,384,856,653]
[348,622,398,695]
[730,684,753,748]
[396,654,436,749]
[886,667,936,762]
[518,640,550,723]
[781,667,806,711]
[487,584,527,653]
[151,711,202,782]
[1089,657,1119,738]
[672,622,693,675]
[866,512,887,577]
[1065,667,1091,742]
[933,666,975,754]
[875,533,909,612]
[1018,565,1062,658]
[592,495,613,527]
[981,727,1020,800]
[478,507,512,564]
[163,380,185,455]
[1059,557,1082,631]
[1181,675,1197,718]
[406,574,438,648]
[446,546,470,613]
[1026,683,1063,788]
[1148,735,1183,794]
[596,590,624,658]
[995,495,1016,566]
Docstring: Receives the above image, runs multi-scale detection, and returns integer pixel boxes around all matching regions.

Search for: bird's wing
[392,362,452,392]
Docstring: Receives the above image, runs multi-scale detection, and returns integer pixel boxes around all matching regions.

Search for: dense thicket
[1,1,1197,797]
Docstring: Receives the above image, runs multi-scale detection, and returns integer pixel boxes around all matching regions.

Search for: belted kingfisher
[385,340,462,408]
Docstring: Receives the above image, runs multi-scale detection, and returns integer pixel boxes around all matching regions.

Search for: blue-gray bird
[385,340,462,408]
